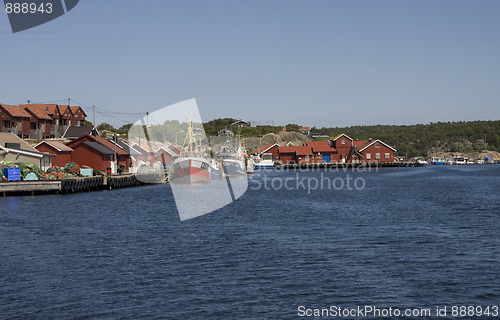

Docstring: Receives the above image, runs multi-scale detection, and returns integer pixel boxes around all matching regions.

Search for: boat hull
[170,158,211,183]
[222,159,246,176]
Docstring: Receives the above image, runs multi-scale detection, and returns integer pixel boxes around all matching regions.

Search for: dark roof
[63,126,96,139]
[115,140,141,157]
[83,142,114,155]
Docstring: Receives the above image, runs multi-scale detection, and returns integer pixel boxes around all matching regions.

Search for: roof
[311,145,337,153]
[0,147,51,158]
[82,142,115,155]
[134,143,155,153]
[57,105,73,116]
[156,146,175,156]
[0,132,38,151]
[306,140,330,147]
[0,104,31,118]
[278,146,313,155]
[93,135,128,155]
[169,145,181,155]
[257,143,279,154]
[278,146,297,153]
[19,104,59,115]
[299,127,311,131]
[353,140,369,149]
[114,140,132,153]
[69,106,87,117]
[34,140,73,152]
[294,146,313,155]
[63,126,96,139]
[332,133,354,141]
[66,134,128,156]
[358,139,397,152]
[25,106,53,120]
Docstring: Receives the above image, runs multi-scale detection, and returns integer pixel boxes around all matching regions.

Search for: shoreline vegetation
[90,119,500,160]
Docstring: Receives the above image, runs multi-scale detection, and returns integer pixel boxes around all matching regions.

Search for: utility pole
[92,105,95,127]
[68,98,70,106]
[113,134,117,174]
[27,100,30,104]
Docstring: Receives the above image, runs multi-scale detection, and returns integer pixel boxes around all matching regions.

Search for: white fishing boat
[220,147,247,176]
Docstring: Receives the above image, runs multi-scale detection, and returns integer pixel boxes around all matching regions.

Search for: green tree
[97,122,115,132]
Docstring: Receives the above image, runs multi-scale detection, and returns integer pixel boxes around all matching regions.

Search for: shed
[71,141,114,171]
[34,140,74,167]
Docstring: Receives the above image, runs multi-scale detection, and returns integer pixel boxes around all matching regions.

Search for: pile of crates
[3,168,21,181]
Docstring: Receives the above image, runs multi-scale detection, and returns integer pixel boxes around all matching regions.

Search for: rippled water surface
[1,165,499,319]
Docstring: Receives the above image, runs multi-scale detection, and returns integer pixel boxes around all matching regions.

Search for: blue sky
[1,1,499,128]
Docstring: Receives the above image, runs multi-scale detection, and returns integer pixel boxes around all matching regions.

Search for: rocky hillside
[245,131,309,151]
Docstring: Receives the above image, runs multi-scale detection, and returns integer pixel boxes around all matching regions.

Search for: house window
[305,155,310,161]
[341,138,345,144]
[366,153,371,159]
[385,153,390,159]
[4,121,13,128]
[375,142,380,148]
[375,153,380,159]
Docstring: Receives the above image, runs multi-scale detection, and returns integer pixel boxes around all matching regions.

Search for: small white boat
[254,153,274,169]
[430,157,445,165]
[453,157,466,165]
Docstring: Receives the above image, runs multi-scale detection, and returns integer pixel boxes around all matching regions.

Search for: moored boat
[169,115,216,183]
[430,157,445,165]
[254,153,274,169]
[170,151,211,183]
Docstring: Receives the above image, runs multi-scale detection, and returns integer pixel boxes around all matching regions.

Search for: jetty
[280,161,418,169]
[0,174,165,197]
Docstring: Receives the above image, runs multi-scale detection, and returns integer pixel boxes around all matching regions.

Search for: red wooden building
[67,134,130,169]
[0,104,32,138]
[25,106,53,139]
[306,141,337,163]
[357,139,397,163]
[256,143,279,161]
[34,140,74,167]
[69,106,87,126]
[329,134,355,163]
[278,145,316,164]
[71,141,114,171]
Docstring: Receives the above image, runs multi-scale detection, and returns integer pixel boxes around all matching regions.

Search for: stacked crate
[3,168,21,181]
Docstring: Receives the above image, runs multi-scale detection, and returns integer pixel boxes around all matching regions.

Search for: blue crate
[3,168,21,181]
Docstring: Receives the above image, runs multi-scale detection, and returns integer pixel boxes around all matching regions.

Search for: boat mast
[181,113,200,153]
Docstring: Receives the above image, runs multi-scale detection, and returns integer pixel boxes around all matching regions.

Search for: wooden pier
[280,162,417,169]
[0,173,166,197]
